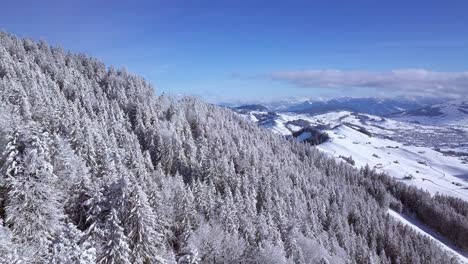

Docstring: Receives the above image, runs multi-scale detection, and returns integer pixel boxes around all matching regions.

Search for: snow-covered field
[317,124,468,201]
[271,110,468,155]
[388,209,468,263]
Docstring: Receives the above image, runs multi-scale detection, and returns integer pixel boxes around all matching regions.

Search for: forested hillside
[0,32,466,263]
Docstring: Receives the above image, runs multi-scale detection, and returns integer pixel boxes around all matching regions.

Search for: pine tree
[127,185,165,263]
[0,219,23,262]
[50,222,96,264]
[2,125,64,261]
[98,208,131,264]
[83,181,107,247]
[51,135,82,192]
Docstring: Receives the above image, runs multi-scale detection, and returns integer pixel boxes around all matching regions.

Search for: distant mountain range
[284,97,443,116]
[233,104,269,112]
[390,100,468,126]
[228,97,445,116]
[232,98,468,152]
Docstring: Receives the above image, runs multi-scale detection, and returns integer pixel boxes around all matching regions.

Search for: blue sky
[1,0,468,102]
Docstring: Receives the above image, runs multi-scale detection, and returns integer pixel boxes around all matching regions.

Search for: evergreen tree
[98,208,131,264]
[2,125,64,261]
[127,184,165,263]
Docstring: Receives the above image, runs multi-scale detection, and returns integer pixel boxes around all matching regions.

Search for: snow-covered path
[388,209,468,263]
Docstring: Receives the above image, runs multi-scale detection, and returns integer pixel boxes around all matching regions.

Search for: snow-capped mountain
[277,97,443,115]
[390,100,468,128]
[233,104,270,112]
[224,97,443,115]
[286,98,416,116]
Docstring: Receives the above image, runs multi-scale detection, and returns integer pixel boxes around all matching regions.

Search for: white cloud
[266,69,468,98]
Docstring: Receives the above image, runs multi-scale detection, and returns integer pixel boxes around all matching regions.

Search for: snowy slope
[388,209,468,263]
[391,100,468,130]
[241,108,468,156]
[236,109,468,201]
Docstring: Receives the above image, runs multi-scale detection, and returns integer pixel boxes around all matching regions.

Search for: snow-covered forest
[0,32,467,263]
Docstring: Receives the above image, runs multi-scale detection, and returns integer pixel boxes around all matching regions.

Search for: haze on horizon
[2,0,468,103]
